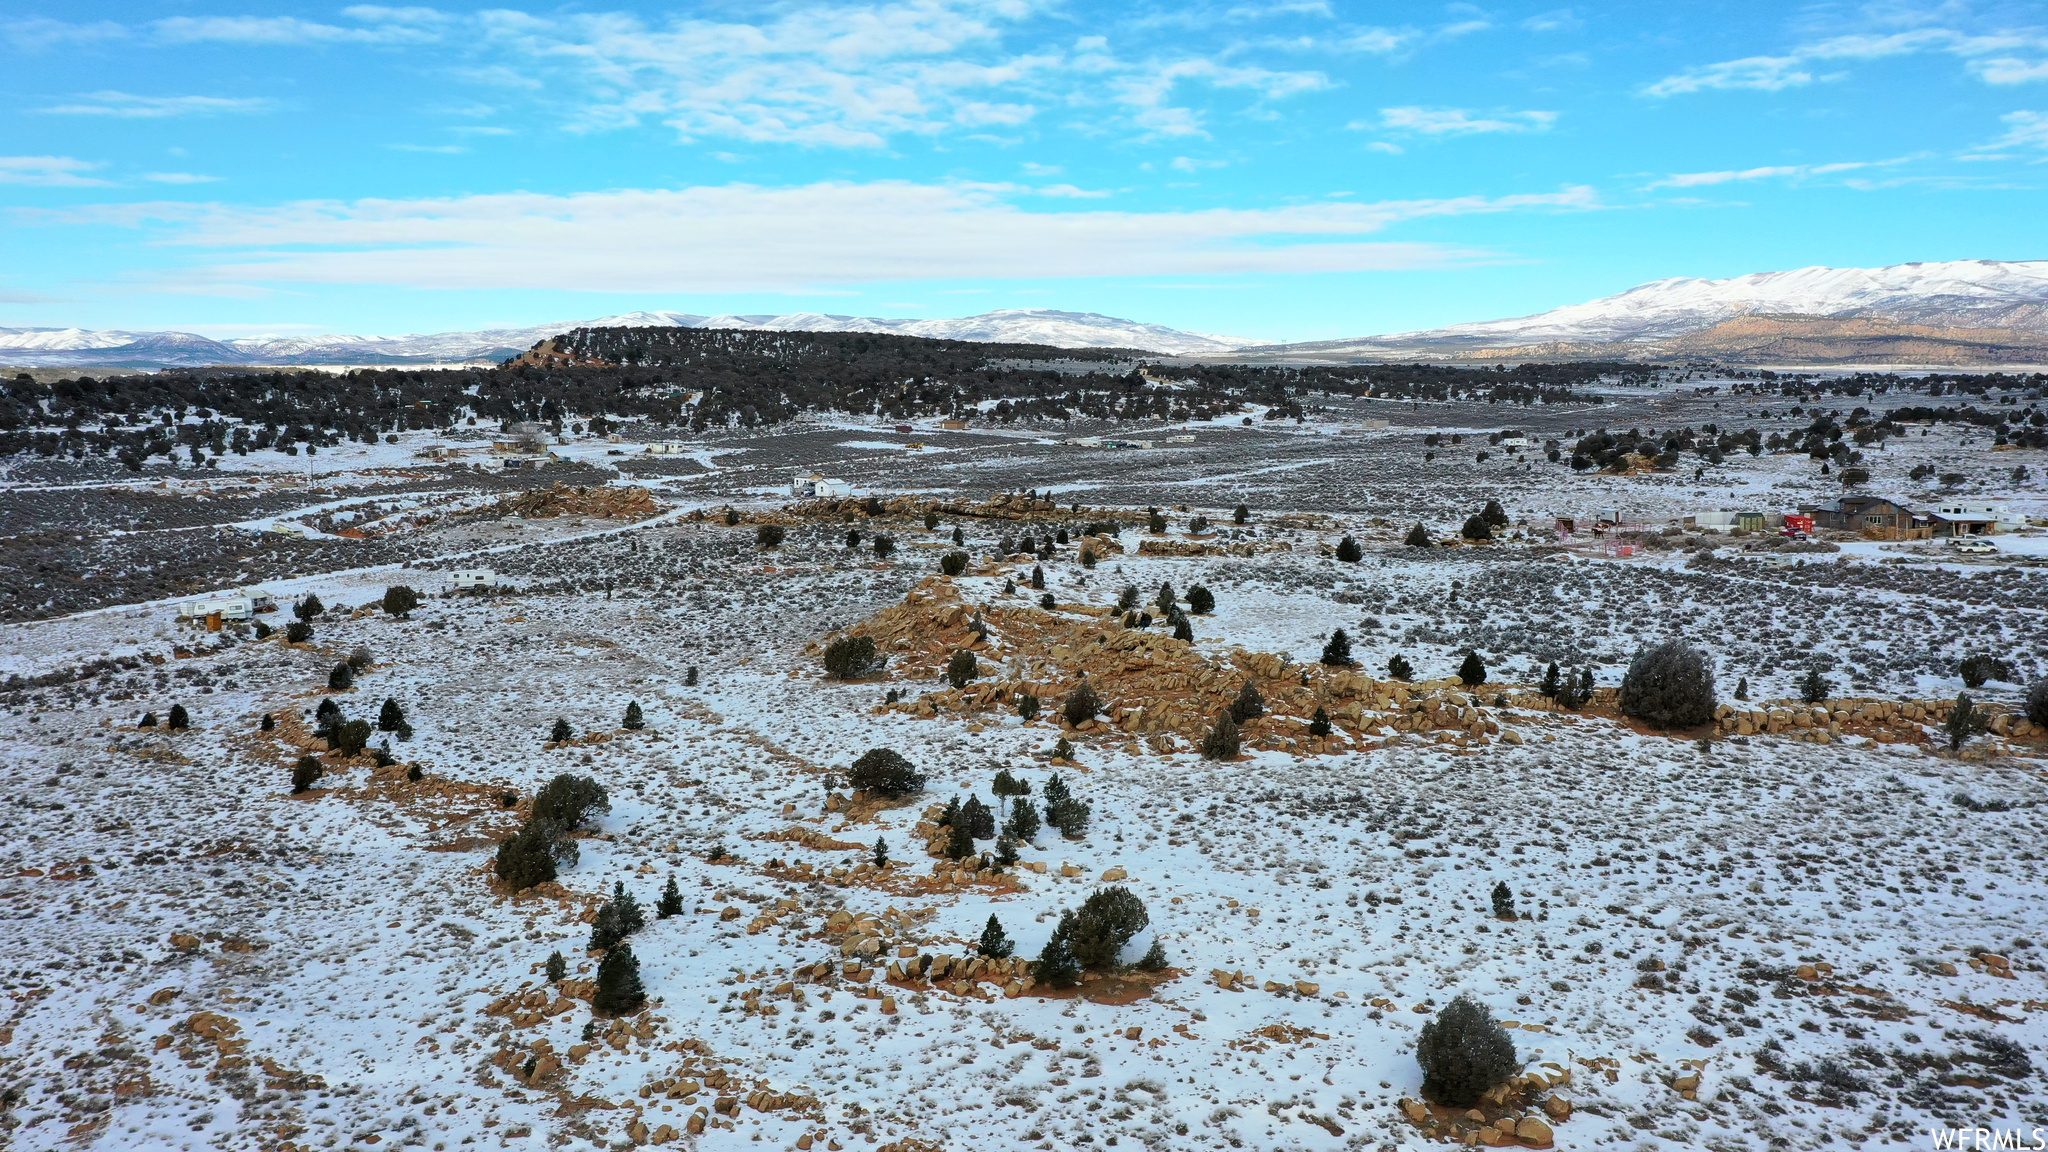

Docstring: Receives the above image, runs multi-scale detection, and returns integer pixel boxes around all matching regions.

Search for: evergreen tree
[1039,592,1057,610]
[1416,995,1516,1108]
[167,703,191,730]
[845,528,862,548]
[333,719,372,756]
[1052,735,1075,761]
[1155,582,1175,614]
[1799,667,1830,704]
[1491,881,1515,919]
[1461,514,1493,541]
[290,755,322,794]
[1139,940,1167,970]
[1063,886,1149,969]
[1228,681,1264,723]
[1016,692,1040,720]
[1172,616,1194,642]
[545,950,566,982]
[1030,564,1045,590]
[593,942,646,1015]
[1200,712,1241,760]
[994,836,1019,868]
[963,795,996,840]
[940,550,970,576]
[946,650,979,689]
[1734,676,1749,701]
[991,768,1024,810]
[612,880,646,936]
[978,914,1014,959]
[1035,922,1081,989]
[1042,773,1070,811]
[1387,654,1413,681]
[1482,499,1509,527]
[1147,511,1166,533]
[260,712,276,732]
[924,510,941,530]
[328,662,354,691]
[294,593,324,622]
[379,696,406,732]
[941,794,962,829]
[1539,662,1560,699]
[1186,585,1215,614]
[382,585,419,618]
[1947,693,1991,751]
[285,621,313,644]
[849,747,925,796]
[1004,797,1041,843]
[1334,535,1362,562]
[1457,652,1487,687]
[532,773,610,827]
[1046,794,1091,838]
[1321,629,1354,667]
[493,821,560,890]
[1309,706,1332,737]
[872,535,895,559]
[622,701,646,730]
[588,901,625,952]
[1079,547,1097,569]
[945,819,976,860]
[657,875,683,919]
[1233,503,1250,524]
[872,837,888,868]
[1618,640,1716,730]
[551,717,573,743]
[1062,681,1102,726]
[822,636,883,679]
[1404,523,1431,547]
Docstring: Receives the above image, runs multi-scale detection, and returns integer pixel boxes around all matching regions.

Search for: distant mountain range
[1228,259,2048,365]
[0,308,1262,369]
[10,261,2048,369]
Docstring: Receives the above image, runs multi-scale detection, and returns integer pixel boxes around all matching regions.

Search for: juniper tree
[684,666,698,686]
[1189,515,1210,534]
[532,772,610,828]
[1232,503,1249,524]
[1055,528,1069,545]
[1947,693,1991,751]
[1016,692,1040,720]
[945,819,975,860]
[657,875,683,919]
[924,511,941,530]
[551,718,573,743]
[963,795,996,840]
[493,821,560,890]
[1200,712,1240,760]
[1309,706,1332,737]
[285,621,313,644]
[588,901,625,952]
[1457,652,1487,687]
[1482,498,1509,527]
[1046,793,1091,837]
[1735,676,1749,701]
[992,768,1027,810]
[1321,629,1353,667]
[1043,773,1071,812]
[1618,640,1716,729]
[1064,886,1149,969]
[978,914,1014,959]
[946,650,979,689]
[545,950,567,983]
[940,551,969,576]
[1139,940,1168,970]
[1173,616,1194,642]
[1187,585,1215,614]
[1004,797,1040,842]
[1039,592,1056,610]
[872,837,888,869]
[379,697,406,732]
[1051,735,1075,761]
[940,795,962,829]
[382,585,419,617]
[1035,921,1081,989]
[622,701,645,730]
[167,704,190,730]
[1334,535,1362,562]
[1155,582,1176,615]
[1147,511,1166,533]
[1539,663,1561,699]
[611,880,645,935]
[1079,548,1097,569]
[823,636,883,679]
[1799,667,1831,704]
[1116,584,1139,613]
[845,528,863,548]
[333,719,371,756]
[1415,994,1516,1108]
[1387,654,1413,681]
[1461,515,1493,541]
[2029,677,2048,728]
[994,836,1019,868]
[872,535,895,559]
[1491,881,1515,919]
[1030,565,1045,590]
[1063,681,1102,726]
[290,755,322,794]
[1229,682,1264,723]
[328,662,355,691]
[294,594,323,622]
[1404,523,1431,547]
[592,942,646,1015]
[756,524,786,548]
[260,713,275,732]
[348,646,373,672]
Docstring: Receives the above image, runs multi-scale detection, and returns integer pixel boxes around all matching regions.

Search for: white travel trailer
[452,569,498,590]
[177,594,254,622]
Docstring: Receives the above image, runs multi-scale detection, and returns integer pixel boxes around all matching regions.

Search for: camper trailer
[452,569,498,590]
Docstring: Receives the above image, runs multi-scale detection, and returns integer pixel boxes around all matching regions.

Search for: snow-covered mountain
[0,309,1261,368]
[1252,259,2048,360]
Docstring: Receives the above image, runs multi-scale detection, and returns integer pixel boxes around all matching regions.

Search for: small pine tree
[1173,616,1194,642]
[978,914,1014,959]
[333,719,371,756]
[1457,652,1487,687]
[382,585,420,617]
[622,701,645,730]
[845,528,862,548]
[1004,797,1040,842]
[1016,692,1040,720]
[951,526,965,545]
[1052,735,1074,761]
[588,902,625,952]
[1139,939,1167,970]
[941,795,962,829]
[963,795,996,840]
[1155,582,1176,614]
[1232,503,1249,524]
[285,621,312,644]
[873,535,895,559]
[1321,629,1353,667]
[992,768,1022,809]
[940,550,969,576]
[2028,677,2048,728]
[294,593,324,622]
[1491,881,1515,919]
[1799,667,1830,704]
[1405,523,1431,547]
[612,880,645,936]
[492,821,560,890]
[1482,498,1509,527]
[1947,693,1991,751]
[550,717,573,743]
[657,875,683,919]
[1229,681,1264,723]
[924,510,941,530]
[849,747,925,796]
[167,703,190,730]
[1030,564,1045,590]
[328,662,354,691]
[1062,681,1102,726]
[260,712,275,732]
[873,837,889,868]
[684,666,699,686]
[1334,535,1362,562]
[945,819,975,860]
[1539,662,1560,699]
[1079,547,1097,569]
[290,755,322,794]
[1200,712,1241,760]
[1387,654,1413,681]
[1147,511,1166,533]
[378,697,406,732]
[1046,795,1091,837]
[1035,924,1081,989]
[1187,585,1215,614]
[822,636,883,679]
[592,942,646,1015]
[1461,514,1493,541]
[545,950,566,983]
[946,650,979,689]
[1734,676,1749,701]
[1308,706,1332,737]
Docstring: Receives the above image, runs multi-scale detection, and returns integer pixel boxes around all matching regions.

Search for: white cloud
[38,91,275,118]
[1374,107,1557,135]
[143,172,224,184]
[151,14,439,45]
[0,156,112,187]
[1169,156,1230,171]
[1365,141,1403,154]
[1520,9,1579,33]
[1646,26,2048,96]
[1645,159,1896,188]
[46,180,1601,293]
[3,17,128,49]
[1978,110,2048,155]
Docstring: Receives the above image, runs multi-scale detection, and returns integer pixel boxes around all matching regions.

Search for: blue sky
[2,1,2046,341]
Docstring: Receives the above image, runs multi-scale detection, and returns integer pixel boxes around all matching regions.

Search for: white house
[453,569,497,590]
[1497,435,1531,448]
[177,594,254,622]
[790,473,853,497]
[644,442,692,455]
[815,478,854,497]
